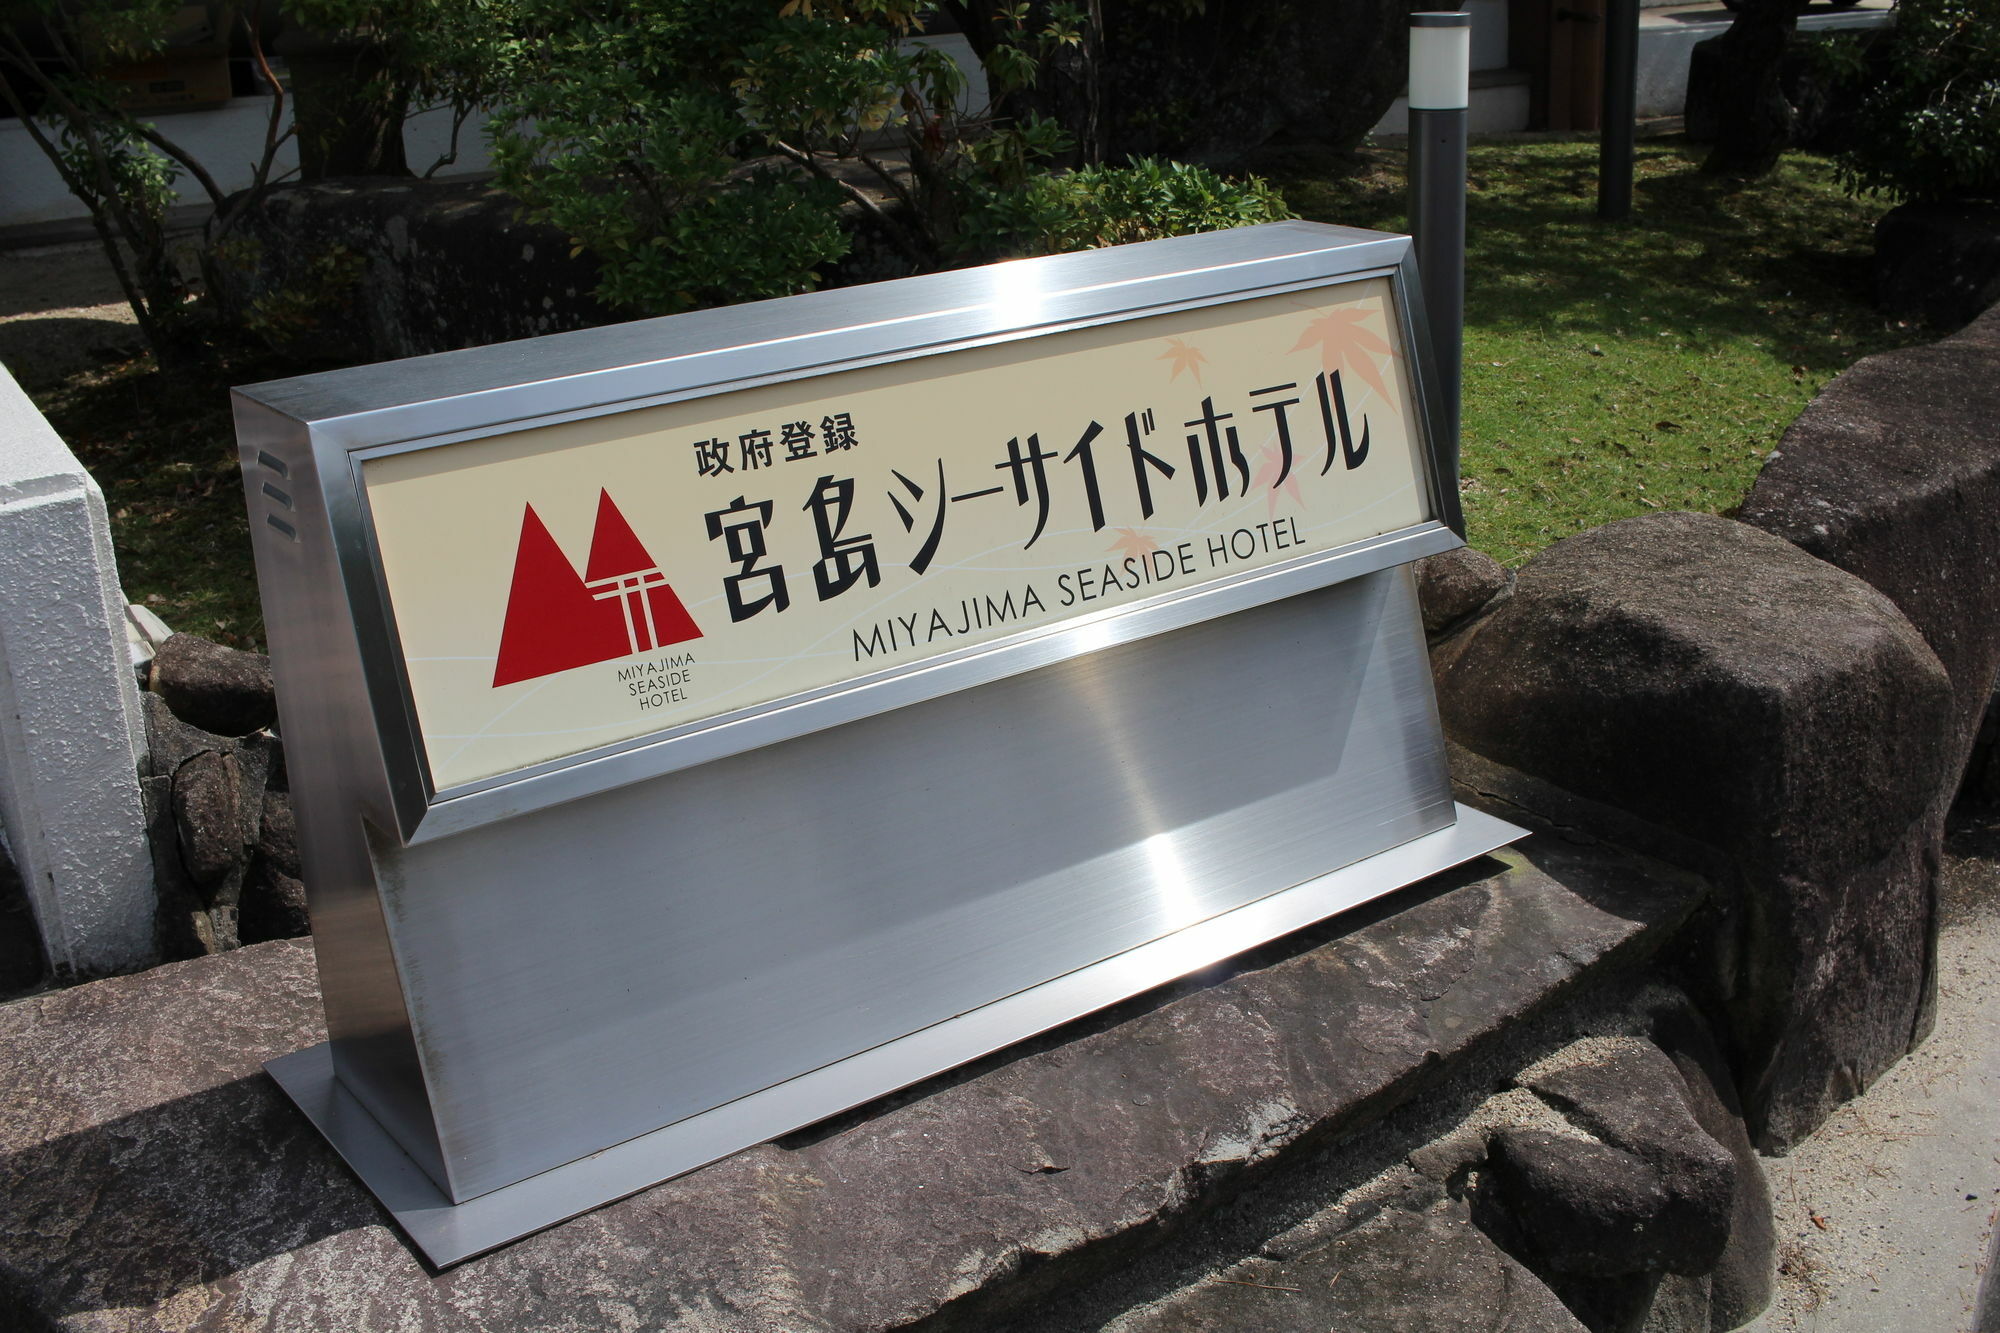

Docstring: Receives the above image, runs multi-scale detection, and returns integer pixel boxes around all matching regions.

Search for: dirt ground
[0,242,145,386]
[1747,815,2000,1332]
[0,237,209,387]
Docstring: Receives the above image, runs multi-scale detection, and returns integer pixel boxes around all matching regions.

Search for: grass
[27,344,287,651]
[1266,136,1932,563]
[23,135,1935,649]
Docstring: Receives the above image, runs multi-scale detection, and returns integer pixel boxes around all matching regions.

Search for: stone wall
[1422,301,2000,1156]
[136,635,302,959]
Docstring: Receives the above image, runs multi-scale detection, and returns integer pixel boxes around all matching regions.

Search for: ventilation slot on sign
[267,514,298,541]
[256,450,289,477]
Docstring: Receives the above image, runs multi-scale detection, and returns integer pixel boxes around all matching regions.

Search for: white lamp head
[1409,12,1472,112]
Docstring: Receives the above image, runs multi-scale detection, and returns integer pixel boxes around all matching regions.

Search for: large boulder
[1129,1182,1586,1332]
[0,840,1703,1331]
[1433,512,1956,1149]
[1871,203,2000,332]
[1740,301,2000,805]
[1647,993,1776,1329]
[1475,1039,1737,1284]
[206,178,613,363]
[1416,545,1513,641]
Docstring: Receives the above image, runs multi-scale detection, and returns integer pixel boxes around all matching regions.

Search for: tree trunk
[1687,0,1804,177]
[272,28,410,181]
[943,1,1104,167]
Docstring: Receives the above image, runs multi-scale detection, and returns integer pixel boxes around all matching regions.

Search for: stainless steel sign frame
[238,222,1522,1266]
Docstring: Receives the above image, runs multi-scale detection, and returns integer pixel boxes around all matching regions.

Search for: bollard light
[1408,11,1470,487]
[1408,12,1471,113]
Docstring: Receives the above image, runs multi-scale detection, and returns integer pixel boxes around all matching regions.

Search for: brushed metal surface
[269,802,1524,1267]
[372,567,1454,1202]
[233,394,448,1188]
[232,222,1458,843]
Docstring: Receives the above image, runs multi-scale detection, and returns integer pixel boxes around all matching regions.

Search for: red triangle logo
[585,489,656,581]
[491,496,702,688]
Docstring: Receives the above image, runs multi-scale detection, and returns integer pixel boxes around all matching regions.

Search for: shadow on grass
[1276,138,1904,372]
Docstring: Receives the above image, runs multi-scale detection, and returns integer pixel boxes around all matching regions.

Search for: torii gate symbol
[491,490,702,688]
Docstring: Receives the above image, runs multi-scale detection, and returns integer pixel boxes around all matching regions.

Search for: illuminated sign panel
[364,279,1426,790]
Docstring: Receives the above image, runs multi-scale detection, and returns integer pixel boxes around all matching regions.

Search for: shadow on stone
[0,1074,384,1323]
[0,835,45,999]
[777,853,1513,1152]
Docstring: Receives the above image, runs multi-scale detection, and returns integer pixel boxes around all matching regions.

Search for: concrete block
[0,362,155,978]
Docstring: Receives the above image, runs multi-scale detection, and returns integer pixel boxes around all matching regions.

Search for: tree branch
[0,74,166,353]
[768,138,927,265]
[127,120,229,211]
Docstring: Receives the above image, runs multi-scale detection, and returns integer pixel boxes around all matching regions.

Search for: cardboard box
[94,4,234,114]
[101,54,233,112]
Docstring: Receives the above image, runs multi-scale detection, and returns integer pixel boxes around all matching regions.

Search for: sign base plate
[268,803,1524,1268]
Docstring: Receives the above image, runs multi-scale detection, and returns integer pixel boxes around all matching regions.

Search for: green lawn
[1269,136,1931,564]
[28,136,1929,649]
[31,348,272,650]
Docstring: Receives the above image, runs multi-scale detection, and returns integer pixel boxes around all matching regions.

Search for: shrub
[962,155,1293,258]
[485,0,1069,314]
[486,2,1291,317]
[1826,0,2000,202]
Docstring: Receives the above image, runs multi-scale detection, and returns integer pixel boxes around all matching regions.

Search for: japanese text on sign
[363,277,1433,789]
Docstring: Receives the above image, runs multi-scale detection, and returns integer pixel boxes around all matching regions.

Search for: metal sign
[239,222,1522,1265]
[368,279,1424,790]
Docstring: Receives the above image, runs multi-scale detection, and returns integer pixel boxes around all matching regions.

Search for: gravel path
[0,237,212,387]
[1747,816,2000,1333]
[0,241,143,386]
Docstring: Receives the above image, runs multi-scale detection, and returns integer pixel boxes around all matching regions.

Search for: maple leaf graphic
[1158,337,1206,383]
[1251,443,1303,516]
[1291,308,1395,404]
[1109,528,1160,560]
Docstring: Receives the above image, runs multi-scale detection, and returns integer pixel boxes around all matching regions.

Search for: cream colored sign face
[364,277,1432,790]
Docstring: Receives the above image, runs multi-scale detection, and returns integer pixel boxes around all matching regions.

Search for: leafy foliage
[1825,0,2000,202]
[483,0,1258,315]
[963,156,1292,257]
[0,0,240,361]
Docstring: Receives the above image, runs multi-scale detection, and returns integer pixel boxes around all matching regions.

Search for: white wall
[1371,0,1529,137]
[0,97,493,231]
[1634,3,1892,119]
[0,363,156,978]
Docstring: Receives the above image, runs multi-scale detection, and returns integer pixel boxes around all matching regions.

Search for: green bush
[484,1,1284,316]
[1827,0,2000,202]
[963,156,1293,257]
[486,0,1071,314]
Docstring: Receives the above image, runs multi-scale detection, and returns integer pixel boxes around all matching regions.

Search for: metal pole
[1599,0,1640,219]
[1409,12,1470,481]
